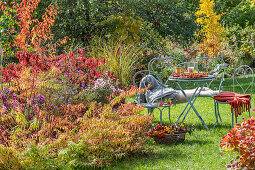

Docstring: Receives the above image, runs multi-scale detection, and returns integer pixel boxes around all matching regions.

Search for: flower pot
[153,132,186,144]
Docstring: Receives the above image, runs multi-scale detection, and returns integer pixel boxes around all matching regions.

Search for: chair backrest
[133,70,163,88]
[233,65,254,97]
[148,57,184,85]
[190,57,226,92]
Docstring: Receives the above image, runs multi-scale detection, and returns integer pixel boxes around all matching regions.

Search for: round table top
[168,75,216,82]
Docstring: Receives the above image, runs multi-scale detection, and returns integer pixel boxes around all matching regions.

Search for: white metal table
[168,76,216,130]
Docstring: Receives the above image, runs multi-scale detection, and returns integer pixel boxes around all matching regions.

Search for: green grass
[109,77,254,170]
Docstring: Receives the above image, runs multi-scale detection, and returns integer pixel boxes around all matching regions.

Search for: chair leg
[216,102,222,122]
[249,109,251,117]
[147,108,154,115]
[160,109,163,125]
[168,106,171,124]
[214,100,219,125]
[231,108,234,128]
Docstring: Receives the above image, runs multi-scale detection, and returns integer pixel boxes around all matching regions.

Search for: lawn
[110,76,254,169]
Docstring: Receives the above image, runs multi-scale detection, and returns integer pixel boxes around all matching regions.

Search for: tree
[195,0,225,57]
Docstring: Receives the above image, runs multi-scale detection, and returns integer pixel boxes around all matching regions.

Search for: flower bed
[0,49,154,169]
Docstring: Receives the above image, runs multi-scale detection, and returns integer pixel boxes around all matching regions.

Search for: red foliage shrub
[220,116,255,169]
[1,49,105,85]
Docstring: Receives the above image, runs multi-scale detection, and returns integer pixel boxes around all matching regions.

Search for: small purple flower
[12,93,17,99]
[61,97,64,100]
[2,105,8,112]
[1,95,6,101]
[232,37,236,41]
[68,101,71,104]
[54,106,57,109]
[4,101,9,108]
[11,100,19,109]
[250,40,254,44]
[54,98,57,101]
[37,95,45,104]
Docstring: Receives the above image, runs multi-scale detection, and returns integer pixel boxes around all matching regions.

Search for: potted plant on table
[146,124,192,144]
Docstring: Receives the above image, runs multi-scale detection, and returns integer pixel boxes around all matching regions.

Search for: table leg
[181,84,204,123]
[176,82,209,131]
[177,82,202,123]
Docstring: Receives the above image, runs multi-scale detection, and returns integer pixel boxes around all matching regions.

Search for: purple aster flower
[37,95,45,104]
[35,104,39,108]
[12,93,17,100]
[11,100,19,109]
[61,97,64,100]
[1,95,6,101]
[4,101,9,108]
[2,105,8,112]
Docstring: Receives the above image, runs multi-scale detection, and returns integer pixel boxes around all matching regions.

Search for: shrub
[0,101,153,168]
[220,116,255,169]
[225,24,255,66]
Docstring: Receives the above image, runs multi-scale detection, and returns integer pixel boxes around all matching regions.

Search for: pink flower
[252,108,255,112]
[158,102,163,106]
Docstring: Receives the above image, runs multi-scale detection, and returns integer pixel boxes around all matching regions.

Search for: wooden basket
[153,132,186,144]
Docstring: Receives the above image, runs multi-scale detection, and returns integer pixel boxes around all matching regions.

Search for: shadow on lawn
[191,123,231,130]
[182,139,213,146]
[110,147,187,169]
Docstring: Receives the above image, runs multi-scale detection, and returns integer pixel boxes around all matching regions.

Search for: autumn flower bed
[0,49,153,169]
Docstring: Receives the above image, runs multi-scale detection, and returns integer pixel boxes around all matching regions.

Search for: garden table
[168,75,216,131]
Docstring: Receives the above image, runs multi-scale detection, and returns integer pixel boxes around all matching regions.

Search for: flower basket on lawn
[146,124,192,144]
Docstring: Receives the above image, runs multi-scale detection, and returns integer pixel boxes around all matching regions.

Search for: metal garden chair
[214,65,254,128]
[148,57,184,85]
[133,70,176,125]
[190,57,226,96]
[133,57,184,125]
